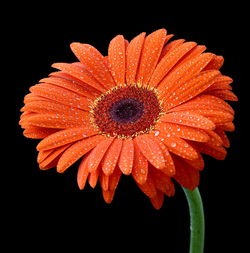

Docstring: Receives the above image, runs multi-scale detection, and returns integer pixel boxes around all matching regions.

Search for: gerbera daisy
[19,28,237,209]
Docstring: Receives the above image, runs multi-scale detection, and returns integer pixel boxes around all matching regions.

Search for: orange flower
[19,29,237,209]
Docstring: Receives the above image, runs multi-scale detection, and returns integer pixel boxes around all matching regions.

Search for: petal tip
[70,42,79,50]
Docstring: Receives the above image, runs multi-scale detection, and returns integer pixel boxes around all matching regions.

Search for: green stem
[182,187,205,253]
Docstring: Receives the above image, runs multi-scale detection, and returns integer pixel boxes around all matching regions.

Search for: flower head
[20,29,237,209]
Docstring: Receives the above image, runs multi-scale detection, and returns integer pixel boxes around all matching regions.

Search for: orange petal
[158,53,214,92]
[23,93,48,104]
[39,144,71,170]
[173,157,200,190]
[56,135,105,173]
[169,94,234,115]
[207,83,232,91]
[124,39,129,48]
[118,139,134,175]
[163,70,220,109]
[40,77,98,99]
[206,77,233,91]
[160,39,185,60]
[30,83,91,111]
[23,126,57,139]
[103,56,109,66]
[203,55,224,70]
[193,142,227,160]
[179,45,207,64]
[102,189,115,204]
[70,43,115,89]
[153,136,175,176]
[160,111,215,130]
[38,158,59,171]
[159,133,198,160]
[216,122,235,132]
[132,141,148,184]
[52,63,106,92]
[77,155,90,190]
[136,174,157,198]
[24,113,89,129]
[102,138,123,175]
[126,32,145,84]
[149,41,197,87]
[214,128,230,148]
[136,29,167,85]
[109,167,122,191]
[181,153,205,171]
[150,191,164,210]
[21,99,89,116]
[150,167,175,196]
[88,166,101,188]
[37,126,97,151]
[204,89,238,101]
[19,113,37,128]
[135,135,166,170]
[37,143,66,162]
[210,74,233,84]
[100,172,109,191]
[157,122,209,142]
[200,110,234,124]
[20,111,34,120]
[206,75,233,91]
[87,138,114,172]
[158,34,175,60]
[108,35,126,85]
[204,130,223,146]
[49,71,101,98]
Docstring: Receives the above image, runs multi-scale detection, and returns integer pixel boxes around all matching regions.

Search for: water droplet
[171,142,176,148]
[140,168,146,174]
[167,133,171,137]
[154,130,160,136]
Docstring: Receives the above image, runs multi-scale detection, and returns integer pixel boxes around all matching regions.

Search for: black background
[7,2,246,252]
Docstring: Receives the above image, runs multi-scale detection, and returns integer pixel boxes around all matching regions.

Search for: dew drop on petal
[154,130,160,136]
[171,142,177,148]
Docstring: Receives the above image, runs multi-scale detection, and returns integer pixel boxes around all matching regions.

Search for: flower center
[109,98,144,124]
[91,85,162,138]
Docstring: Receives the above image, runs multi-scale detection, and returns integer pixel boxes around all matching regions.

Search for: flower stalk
[182,187,205,253]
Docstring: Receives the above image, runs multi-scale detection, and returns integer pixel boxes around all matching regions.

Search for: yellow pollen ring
[89,83,165,139]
